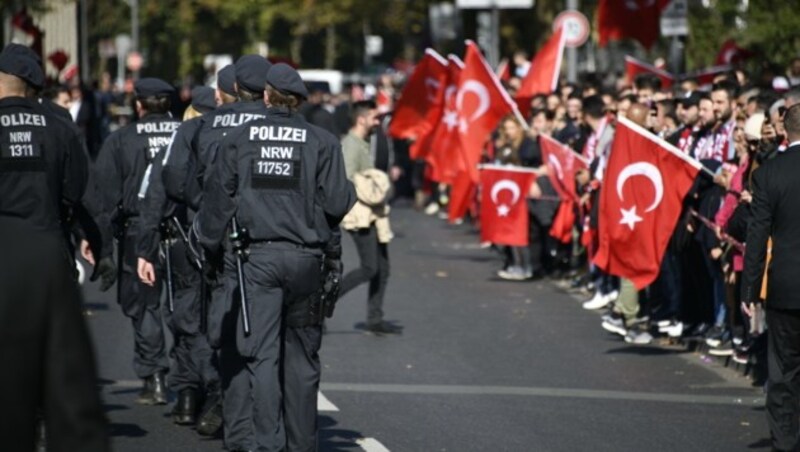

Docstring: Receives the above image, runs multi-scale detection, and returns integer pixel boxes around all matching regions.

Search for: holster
[284,290,324,328]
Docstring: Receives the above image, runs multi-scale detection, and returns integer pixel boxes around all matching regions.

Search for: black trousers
[220,244,323,451]
[119,229,169,379]
[766,307,800,451]
[0,220,109,452]
[164,239,218,393]
[340,226,390,326]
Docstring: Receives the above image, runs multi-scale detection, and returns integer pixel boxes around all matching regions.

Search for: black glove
[321,257,343,318]
[90,256,117,292]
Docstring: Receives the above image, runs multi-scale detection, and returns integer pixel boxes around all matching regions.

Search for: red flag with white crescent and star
[539,134,587,201]
[479,165,537,246]
[624,55,674,89]
[515,26,566,117]
[416,55,465,183]
[457,41,519,183]
[389,49,448,141]
[540,134,588,244]
[593,117,700,289]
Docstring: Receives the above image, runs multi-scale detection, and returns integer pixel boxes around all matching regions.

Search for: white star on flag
[619,206,643,230]
[497,204,510,217]
[443,110,458,131]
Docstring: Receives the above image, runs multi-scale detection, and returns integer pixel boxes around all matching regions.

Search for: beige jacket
[341,169,394,243]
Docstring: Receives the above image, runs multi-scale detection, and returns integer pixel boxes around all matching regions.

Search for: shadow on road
[605,346,688,356]
[109,422,148,438]
[319,415,369,451]
[747,437,771,449]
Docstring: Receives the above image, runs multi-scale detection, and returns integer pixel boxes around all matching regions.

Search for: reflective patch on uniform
[0,131,44,171]
[251,144,301,190]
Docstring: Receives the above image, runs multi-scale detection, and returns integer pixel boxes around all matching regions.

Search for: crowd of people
[402,57,800,372]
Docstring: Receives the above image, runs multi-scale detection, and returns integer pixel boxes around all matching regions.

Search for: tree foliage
[77,0,800,83]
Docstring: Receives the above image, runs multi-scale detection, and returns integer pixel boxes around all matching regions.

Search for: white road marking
[317,391,339,412]
[357,437,391,452]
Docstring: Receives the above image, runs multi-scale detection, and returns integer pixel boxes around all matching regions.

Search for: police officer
[170,56,272,448]
[135,86,221,429]
[95,78,181,405]
[194,63,355,451]
[0,45,110,451]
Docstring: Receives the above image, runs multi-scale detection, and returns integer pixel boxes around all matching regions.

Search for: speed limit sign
[553,10,590,48]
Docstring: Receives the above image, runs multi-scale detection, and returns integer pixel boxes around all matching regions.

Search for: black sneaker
[366,321,403,335]
[705,326,729,348]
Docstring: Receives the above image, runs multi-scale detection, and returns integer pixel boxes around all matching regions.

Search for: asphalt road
[81,204,769,452]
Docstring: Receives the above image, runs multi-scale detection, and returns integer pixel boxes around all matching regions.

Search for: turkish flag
[691,65,732,87]
[715,39,753,66]
[539,134,587,201]
[448,170,477,223]
[458,41,518,183]
[389,49,448,141]
[497,58,511,83]
[516,26,566,116]
[598,0,668,50]
[593,116,701,289]
[416,55,464,182]
[479,165,537,246]
[624,55,674,89]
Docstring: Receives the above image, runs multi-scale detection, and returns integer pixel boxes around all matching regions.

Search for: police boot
[137,372,168,405]
[196,390,223,436]
[171,388,198,425]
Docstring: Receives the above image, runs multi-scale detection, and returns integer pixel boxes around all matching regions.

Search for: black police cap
[134,77,174,98]
[217,64,236,96]
[235,55,272,93]
[266,63,308,99]
[2,43,42,64]
[191,86,216,113]
[0,50,44,89]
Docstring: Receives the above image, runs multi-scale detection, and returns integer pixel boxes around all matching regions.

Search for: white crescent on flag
[456,80,490,123]
[424,77,441,102]
[616,162,664,213]
[490,179,521,217]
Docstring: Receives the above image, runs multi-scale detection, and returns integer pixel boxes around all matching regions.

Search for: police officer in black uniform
[194,63,355,452]
[171,56,272,448]
[0,45,110,452]
[135,86,221,430]
[95,78,181,405]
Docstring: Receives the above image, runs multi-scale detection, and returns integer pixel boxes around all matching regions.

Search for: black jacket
[742,145,800,307]
[196,107,355,252]
[0,97,87,235]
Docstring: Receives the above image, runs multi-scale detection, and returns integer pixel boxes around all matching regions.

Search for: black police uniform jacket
[95,113,180,256]
[196,107,355,251]
[182,101,268,211]
[0,97,88,235]
[135,116,205,262]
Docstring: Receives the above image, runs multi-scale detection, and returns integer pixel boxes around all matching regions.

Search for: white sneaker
[606,290,620,302]
[661,321,684,338]
[424,203,440,215]
[625,330,653,345]
[656,319,673,328]
[582,292,611,310]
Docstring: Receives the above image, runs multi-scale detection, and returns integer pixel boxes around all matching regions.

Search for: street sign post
[553,10,590,48]
[660,0,688,37]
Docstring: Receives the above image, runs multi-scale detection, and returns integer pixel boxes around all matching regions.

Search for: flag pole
[616,115,716,178]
